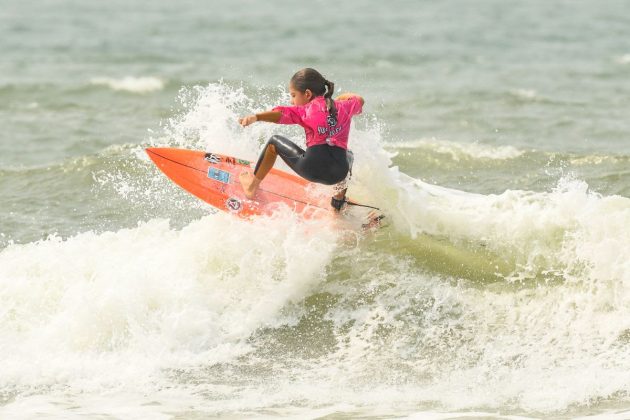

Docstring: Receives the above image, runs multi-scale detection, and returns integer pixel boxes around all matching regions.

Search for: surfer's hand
[239,114,257,127]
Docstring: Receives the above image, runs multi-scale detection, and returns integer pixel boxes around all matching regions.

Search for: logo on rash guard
[317,124,343,137]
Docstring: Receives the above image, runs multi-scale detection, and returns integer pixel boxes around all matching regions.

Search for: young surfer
[238,68,364,211]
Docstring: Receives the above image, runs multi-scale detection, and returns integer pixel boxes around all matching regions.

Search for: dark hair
[290,68,337,122]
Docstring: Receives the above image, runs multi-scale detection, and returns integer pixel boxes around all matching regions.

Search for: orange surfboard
[146,147,341,219]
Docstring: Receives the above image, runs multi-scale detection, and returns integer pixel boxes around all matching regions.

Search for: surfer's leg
[240,135,304,199]
[240,146,274,199]
[240,145,275,199]
[239,171,262,199]
[330,150,353,211]
[331,187,348,211]
[265,135,305,171]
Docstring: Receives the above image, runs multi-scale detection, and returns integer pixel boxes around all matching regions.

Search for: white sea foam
[0,213,338,403]
[160,82,288,164]
[261,173,629,414]
[90,76,165,93]
[615,54,630,64]
[350,162,630,411]
[509,88,538,100]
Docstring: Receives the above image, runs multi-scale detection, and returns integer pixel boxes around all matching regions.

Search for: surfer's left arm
[335,93,365,106]
[239,111,282,127]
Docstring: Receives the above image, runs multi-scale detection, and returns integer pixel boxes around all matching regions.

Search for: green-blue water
[1,1,629,418]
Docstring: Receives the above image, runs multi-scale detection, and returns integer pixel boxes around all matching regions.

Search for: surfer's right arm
[239,111,282,127]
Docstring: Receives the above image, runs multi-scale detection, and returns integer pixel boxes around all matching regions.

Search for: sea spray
[0,212,338,398]
[159,82,286,160]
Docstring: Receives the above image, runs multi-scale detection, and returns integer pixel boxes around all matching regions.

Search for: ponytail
[323,79,337,123]
[290,68,337,125]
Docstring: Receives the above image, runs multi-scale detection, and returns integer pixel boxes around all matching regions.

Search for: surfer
[238,68,364,211]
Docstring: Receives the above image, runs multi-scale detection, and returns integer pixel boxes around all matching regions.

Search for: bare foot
[239,171,260,199]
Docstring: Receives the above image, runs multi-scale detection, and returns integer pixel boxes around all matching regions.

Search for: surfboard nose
[145,147,206,168]
[145,147,163,163]
[145,147,178,166]
[145,147,179,161]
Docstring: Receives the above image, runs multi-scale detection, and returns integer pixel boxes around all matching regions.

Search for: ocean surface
[1,0,629,418]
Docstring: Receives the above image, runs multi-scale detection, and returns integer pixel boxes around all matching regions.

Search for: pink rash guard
[272,96,363,149]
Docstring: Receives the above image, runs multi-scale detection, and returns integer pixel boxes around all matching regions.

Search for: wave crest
[90,76,165,93]
[390,138,525,161]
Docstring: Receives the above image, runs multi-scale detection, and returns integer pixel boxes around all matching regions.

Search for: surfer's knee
[267,135,303,160]
[267,135,284,150]
[269,134,289,144]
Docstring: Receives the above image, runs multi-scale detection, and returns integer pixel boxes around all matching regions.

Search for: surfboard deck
[146,147,384,228]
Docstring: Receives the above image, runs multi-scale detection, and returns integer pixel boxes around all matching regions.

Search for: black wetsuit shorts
[254,135,352,185]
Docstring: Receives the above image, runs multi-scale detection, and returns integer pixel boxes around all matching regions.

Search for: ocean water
[1,0,630,418]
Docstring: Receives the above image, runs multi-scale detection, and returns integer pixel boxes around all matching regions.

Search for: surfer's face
[289,83,312,106]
